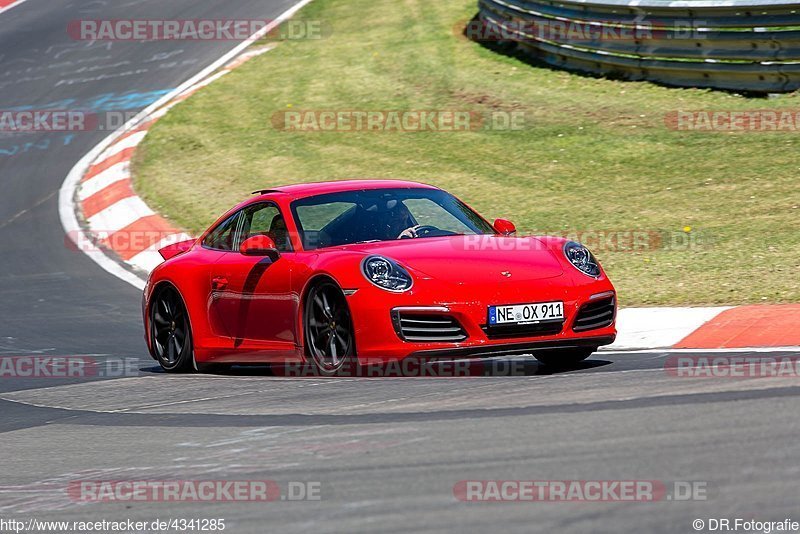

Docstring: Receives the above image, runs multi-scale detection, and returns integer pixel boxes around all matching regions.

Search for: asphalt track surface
[0,1,799,533]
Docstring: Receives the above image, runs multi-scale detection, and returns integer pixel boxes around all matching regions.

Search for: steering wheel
[398,225,440,239]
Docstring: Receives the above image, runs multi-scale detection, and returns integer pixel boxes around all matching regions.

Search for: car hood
[339,235,565,283]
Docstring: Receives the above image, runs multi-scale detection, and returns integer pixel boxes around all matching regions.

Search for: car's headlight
[563,241,601,278]
[361,255,413,292]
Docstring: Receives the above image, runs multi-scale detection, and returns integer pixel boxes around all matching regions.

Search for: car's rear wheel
[533,348,594,367]
[150,285,194,373]
[304,280,357,376]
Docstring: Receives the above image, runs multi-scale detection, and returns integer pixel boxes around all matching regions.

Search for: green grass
[132,0,800,306]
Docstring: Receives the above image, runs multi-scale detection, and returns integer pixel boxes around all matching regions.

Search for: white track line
[0,0,30,16]
[601,347,800,354]
[59,0,317,290]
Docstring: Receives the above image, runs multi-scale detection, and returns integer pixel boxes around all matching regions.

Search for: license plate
[488,301,564,325]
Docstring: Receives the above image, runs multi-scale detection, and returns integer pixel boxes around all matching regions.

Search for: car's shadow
[141,357,613,378]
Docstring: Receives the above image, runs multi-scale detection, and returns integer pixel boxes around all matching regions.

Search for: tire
[533,347,594,367]
[150,285,194,373]
[304,280,358,376]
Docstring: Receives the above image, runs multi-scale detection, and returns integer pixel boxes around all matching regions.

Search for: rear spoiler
[159,238,196,260]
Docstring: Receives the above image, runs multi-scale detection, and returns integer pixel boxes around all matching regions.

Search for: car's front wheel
[533,347,594,367]
[304,280,357,376]
[150,285,194,373]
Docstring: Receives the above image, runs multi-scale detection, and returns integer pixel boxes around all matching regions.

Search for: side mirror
[240,235,279,258]
[493,218,516,236]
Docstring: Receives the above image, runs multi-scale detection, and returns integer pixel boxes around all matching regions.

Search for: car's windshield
[291,188,495,250]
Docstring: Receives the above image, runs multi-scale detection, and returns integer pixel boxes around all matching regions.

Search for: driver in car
[384,199,418,239]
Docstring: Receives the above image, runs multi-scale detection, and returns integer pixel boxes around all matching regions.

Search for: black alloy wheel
[150,285,193,373]
[304,281,356,376]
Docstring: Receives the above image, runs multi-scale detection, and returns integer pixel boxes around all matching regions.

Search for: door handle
[211,276,228,291]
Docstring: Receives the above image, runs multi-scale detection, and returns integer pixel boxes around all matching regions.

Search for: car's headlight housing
[563,241,601,278]
[361,255,413,292]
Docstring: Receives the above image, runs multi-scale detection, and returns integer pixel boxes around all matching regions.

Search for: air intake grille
[392,312,468,343]
[481,320,564,340]
[573,297,616,332]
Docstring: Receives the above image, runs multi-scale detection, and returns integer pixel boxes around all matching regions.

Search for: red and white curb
[73,46,273,275]
[615,303,800,349]
[614,306,729,349]
[57,0,798,352]
[59,0,316,290]
[0,0,28,15]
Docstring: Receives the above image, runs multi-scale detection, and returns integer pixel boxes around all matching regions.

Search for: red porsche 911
[143,180,616,375]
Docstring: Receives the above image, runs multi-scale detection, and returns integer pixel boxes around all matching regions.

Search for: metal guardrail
[476,0,800,92]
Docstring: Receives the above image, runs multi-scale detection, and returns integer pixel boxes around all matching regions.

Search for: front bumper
[346,276,617,364]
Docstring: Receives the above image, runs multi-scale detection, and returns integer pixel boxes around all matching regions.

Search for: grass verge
[133,0,800,306]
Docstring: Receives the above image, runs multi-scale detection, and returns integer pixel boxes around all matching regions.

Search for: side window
[203,211,241,251]
[240,203,293,252]
[294,202,355,249]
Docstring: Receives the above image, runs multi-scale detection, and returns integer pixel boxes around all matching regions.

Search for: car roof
[251,179,439,200]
